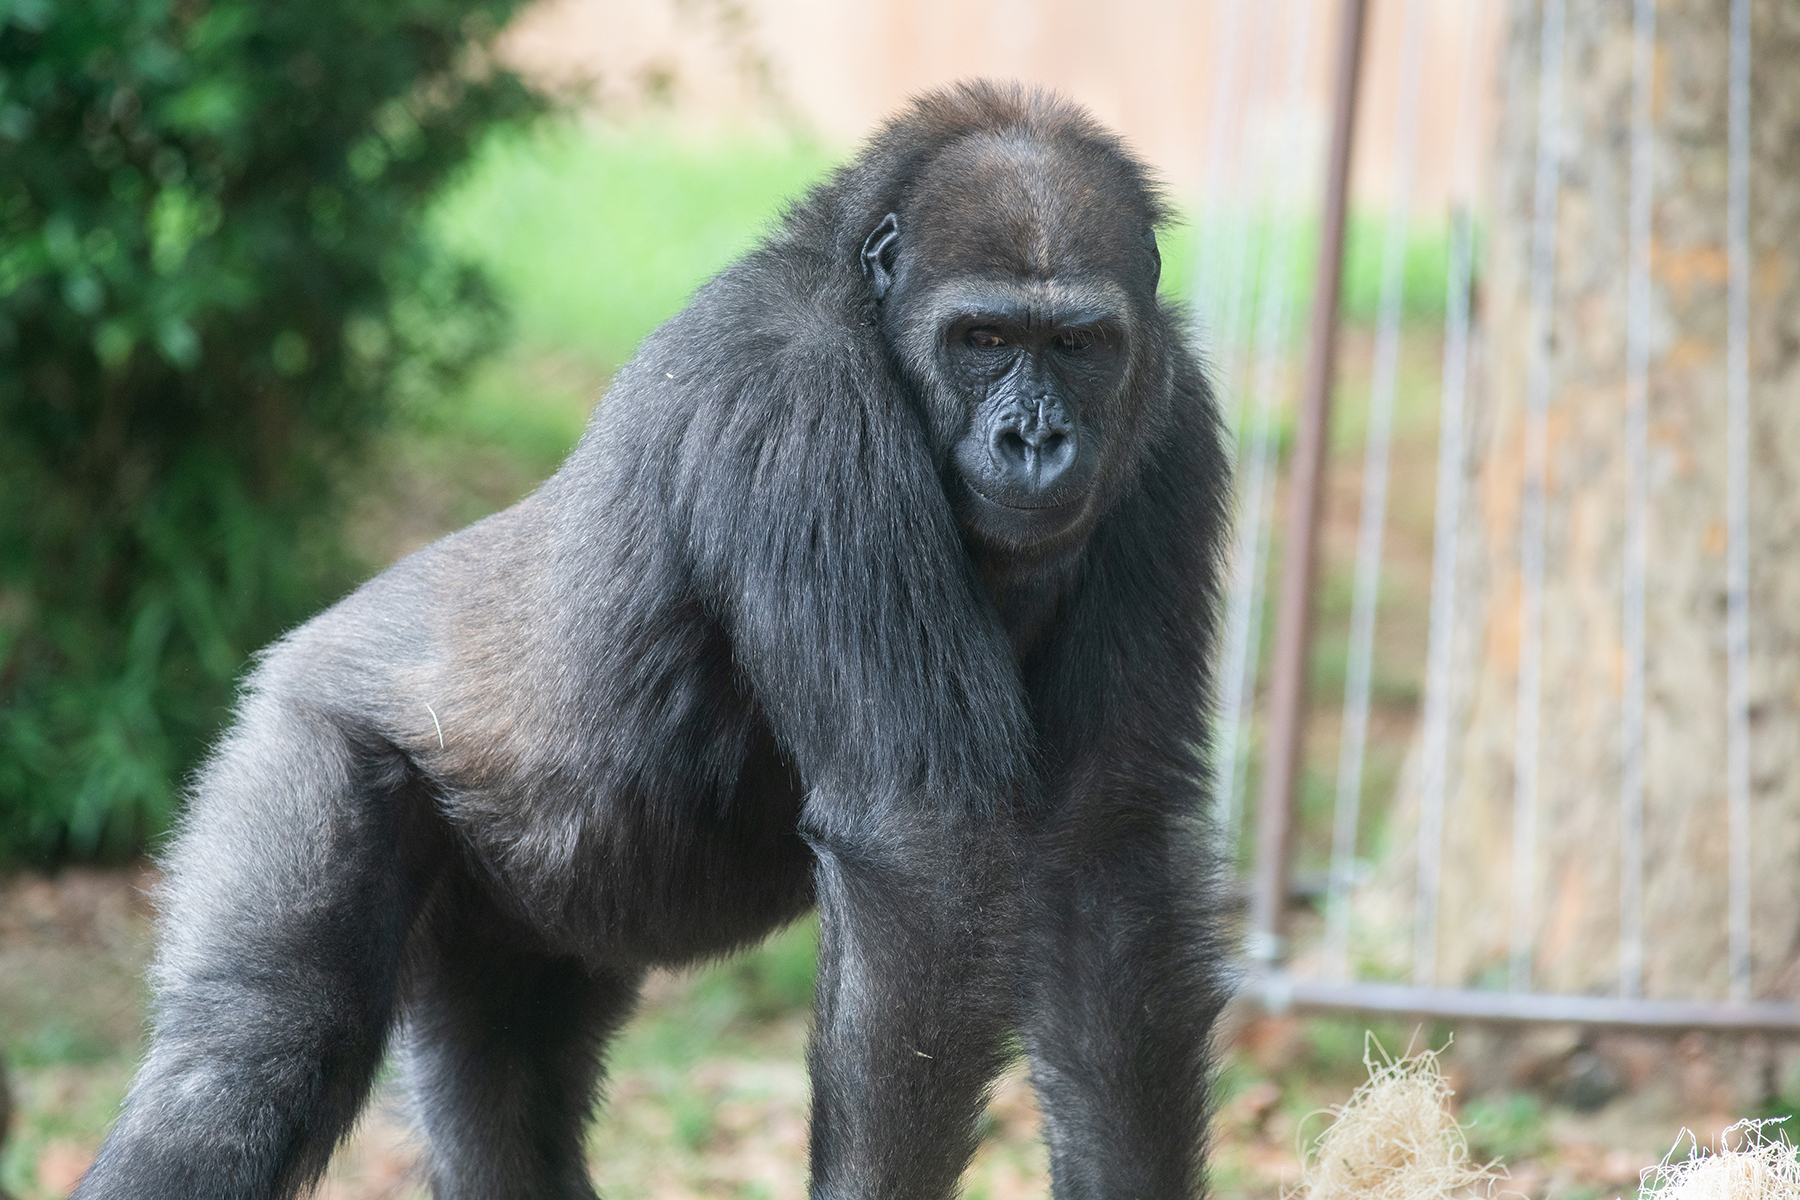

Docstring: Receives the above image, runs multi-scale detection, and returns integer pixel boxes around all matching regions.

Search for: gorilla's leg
[803,803,1019,1200]
[75,700,427,1200]
[403,880,642,1200]
[1018,815,1225,1200]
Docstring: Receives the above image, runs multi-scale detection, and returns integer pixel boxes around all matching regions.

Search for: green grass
[434,121,838,375]
[614,918,819,1071]
[391,121,839,488]
[1462,1091,1551,1163]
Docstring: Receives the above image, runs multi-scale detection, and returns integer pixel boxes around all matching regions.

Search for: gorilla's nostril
[995,428,1031,465]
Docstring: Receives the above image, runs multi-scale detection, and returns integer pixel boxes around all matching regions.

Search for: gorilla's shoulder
[608,233,879,414]
[685,238,870,357]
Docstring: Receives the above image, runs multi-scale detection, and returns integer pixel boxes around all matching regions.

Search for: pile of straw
[1296,1038,1800,1200]
[1641,1122,1800,1200]
[1298,1038,1497,1200]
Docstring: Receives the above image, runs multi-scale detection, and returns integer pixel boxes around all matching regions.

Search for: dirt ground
[2,868,1792,1199]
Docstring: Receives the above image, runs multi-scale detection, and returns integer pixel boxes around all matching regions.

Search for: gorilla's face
[861,135,1165,559]
[866,218,1160,558]
[932,278,1128,548]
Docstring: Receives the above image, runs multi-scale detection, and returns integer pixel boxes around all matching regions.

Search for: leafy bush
[0,0,542,860]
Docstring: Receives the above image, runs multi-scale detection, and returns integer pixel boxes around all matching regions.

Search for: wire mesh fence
[1193,0,1800,1031]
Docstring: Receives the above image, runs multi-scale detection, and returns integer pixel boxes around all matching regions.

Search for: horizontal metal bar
[1245,972,1800,1033]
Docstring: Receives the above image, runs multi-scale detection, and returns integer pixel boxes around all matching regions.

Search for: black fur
[74,81,1234,1200]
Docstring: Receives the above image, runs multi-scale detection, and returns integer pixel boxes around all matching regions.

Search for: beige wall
[500,0,1501,219]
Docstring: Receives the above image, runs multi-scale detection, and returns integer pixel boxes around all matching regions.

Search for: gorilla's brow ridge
[916,277,1136,336]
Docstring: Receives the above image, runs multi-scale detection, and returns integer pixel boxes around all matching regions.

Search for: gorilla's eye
[1054,328,1096,354]
[967,329,1006,350]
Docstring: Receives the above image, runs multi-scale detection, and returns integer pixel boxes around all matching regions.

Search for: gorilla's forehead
[905,130,1153,281]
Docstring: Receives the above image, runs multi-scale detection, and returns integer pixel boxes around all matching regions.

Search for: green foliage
[0,0,542,860]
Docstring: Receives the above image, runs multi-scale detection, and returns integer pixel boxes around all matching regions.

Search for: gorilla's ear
[1145,228,1162,293]
[862,213,901,300]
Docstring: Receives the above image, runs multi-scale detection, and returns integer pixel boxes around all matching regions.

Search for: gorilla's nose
[990,397,1077,495]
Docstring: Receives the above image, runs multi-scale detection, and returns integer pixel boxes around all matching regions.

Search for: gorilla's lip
[959,481,1093,551]
[965,482,1081,514]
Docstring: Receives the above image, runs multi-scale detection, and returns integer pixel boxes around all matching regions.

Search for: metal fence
[1193,0,1800,1032]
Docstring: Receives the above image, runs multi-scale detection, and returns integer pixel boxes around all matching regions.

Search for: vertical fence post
[1725,0,1753,1005]
[1248,0,1368,966]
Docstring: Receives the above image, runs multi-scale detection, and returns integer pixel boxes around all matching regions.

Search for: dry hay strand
[1296,1036,1499,1200]
[1641,1120,1800,1200]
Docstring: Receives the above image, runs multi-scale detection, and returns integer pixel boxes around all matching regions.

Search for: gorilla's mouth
[964,482,1072,510]
[966,480,1080,513]
[958,480,1095,553]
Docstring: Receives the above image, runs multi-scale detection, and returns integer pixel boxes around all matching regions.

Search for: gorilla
[75,81,1233,1200]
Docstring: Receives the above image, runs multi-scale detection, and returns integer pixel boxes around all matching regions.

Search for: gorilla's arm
[657,259,1034,1198]
[1018,357,1233,1199]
